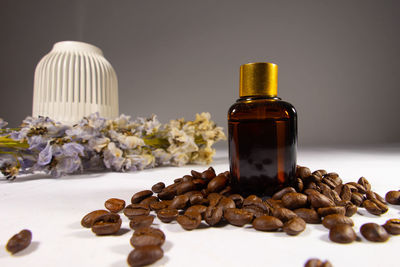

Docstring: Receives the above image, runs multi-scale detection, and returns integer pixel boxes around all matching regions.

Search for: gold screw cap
[239,62,278,97]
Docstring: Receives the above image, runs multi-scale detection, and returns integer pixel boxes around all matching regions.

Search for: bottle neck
[237,95,281,102]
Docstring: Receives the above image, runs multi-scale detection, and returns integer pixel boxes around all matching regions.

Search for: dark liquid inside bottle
[228,97,297,197]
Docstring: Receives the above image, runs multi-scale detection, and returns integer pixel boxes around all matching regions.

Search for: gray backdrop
[1,0,399,147]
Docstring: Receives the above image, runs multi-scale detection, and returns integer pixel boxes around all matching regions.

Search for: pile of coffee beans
[304,258,333,267]
[80,165,400,266]
[6,229,32,254]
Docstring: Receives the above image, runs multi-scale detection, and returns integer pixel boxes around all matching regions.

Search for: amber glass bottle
[228,62,297,197]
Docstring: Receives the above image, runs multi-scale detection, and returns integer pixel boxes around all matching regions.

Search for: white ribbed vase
[32,41,119,124]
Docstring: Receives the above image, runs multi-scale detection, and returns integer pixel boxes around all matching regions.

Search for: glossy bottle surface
[228,96,297,196]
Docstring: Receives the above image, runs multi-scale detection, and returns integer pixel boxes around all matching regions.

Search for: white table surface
[0,146,399,267]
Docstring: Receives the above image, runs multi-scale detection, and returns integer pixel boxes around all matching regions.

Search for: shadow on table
[111,255,169,267]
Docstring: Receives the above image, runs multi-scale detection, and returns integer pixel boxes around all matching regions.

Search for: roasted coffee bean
[81,210,109,228]
[219,185,233,196]
[322,214,354,229]
[316,169,328,176]
[345,183,359,193]
[358,177,371,191]
[282,193,308,210]
[272,187,297,200]
[192,178,207,189]
[92,213,122,235]
[313,170,323,178]
[217,197,236,211]
[186,205,207,218]
[363,199,386,215]
[350,192,364,206]
[294,208,321,224]
[177,211,202,230]
[207,175,228,193]
[346,182,366,194]
[129,215,155,230]
[224,208,253,226]
[297,166,312,179]
[344,202,357,217]
[305,182,318,191]
[130,227,165,248]
[283,217,306,236]
[360,223,389,242]
[321,177,337,189]
[105,198,126,213]
[304,258,332,267]
[202,167,216,180]
[131,190,153,204]
[382,219,400,235]
[157,208,179,223]
[174,177,183,183]
[265,199,284,209]
[169,195,189,210]
[205,206,223,226]
[140,196,159,208]
[127,246,164,267]
[307,174,322,184]
[252,215,283,231]
[6,229,32,254]
[157,185,177,200]
[151,182,165,193]
[150,201,169,211]
[385,191,400,205]
[176,181,196,195]
[317,206,346,217]
[304,189,319,196]
[124,204,150,219]
[243,195,262,205]
[295,178,304,192]
[339,185,352,202]
[318,183,331,193]
[243,205,266,218]
[308,192,335,208]
[322,188,341,205]
[272,208,297,223]
[189,192,205,205]
[208,193,223,206]
[182,175,193,182]
[228,194,244,208]
[366,191,386,204]
[329,224,356,243]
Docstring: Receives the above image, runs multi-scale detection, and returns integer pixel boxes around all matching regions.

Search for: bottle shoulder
[228,98,297,121]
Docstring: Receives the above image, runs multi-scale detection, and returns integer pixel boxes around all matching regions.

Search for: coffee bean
[124,204,150,219]
[169,195,189,210]
[294,208,321,224]
[189,192,205,205]
[358,177,371,191]
[182,175,193,182]
[264,199,284,209]
[308,193,335,209]
[186,205,207,218]
[295,178,304,192]
[201,167,216,180]
[177,211,202,230]
[157,186,176,200]
[129,215,155,230]
[132,190,153,204]
[322,214,354,229]
[344,202,357,217]
[207,175,228,193]
[127,246,164,267]
[272,187,297,200]
[297,166,312,179]
[205,206,223,226]
[346,182,366,194]
[219,185,233,196]
[360,223,389,242]
[272,208,297,223]
[176,181,196,195]
[382,219,400,235]
[363,199,387,216]
[224,208,253,226]
[243,195,262,205]
[151,182,165,193]
[283,217,306,236]
[329,224,356,243]
[321,177,338,189]
[385,191,400,205]
[340,185,352,202]
[366,191,386,204]
[322,188,341,205]
[105,198,126,213]
[208,193,223,206]
[350,192,364,206]
[81,210,109,228]
[228,194,244,208]
[304,258,332,267]
[282,193,308,210]
[192,178,207,189]
[6,229,32,254]
[140,196,159,208]
[252,215,283,231]
[92,213,122,235]
[191,170,202,179]
[217,197,236,211]
[317,206,346,217]
[149,201,169,212]
[157,208,179,223]
[174,177,183,183]
[243,205,266,218]
[130,227,165,248]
